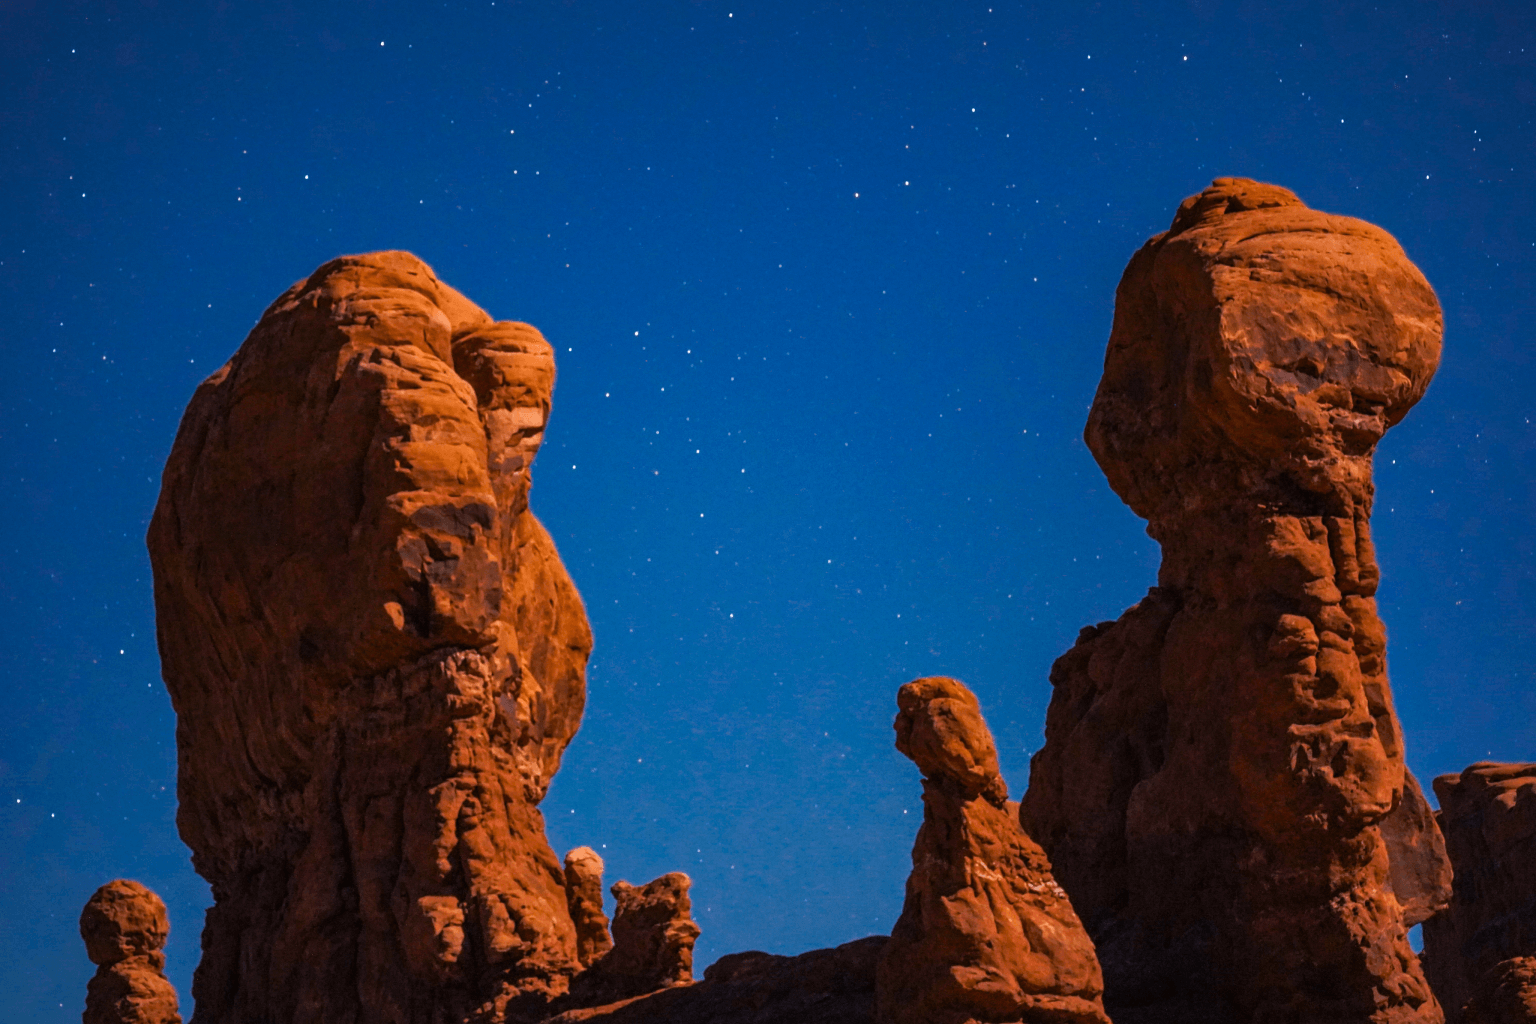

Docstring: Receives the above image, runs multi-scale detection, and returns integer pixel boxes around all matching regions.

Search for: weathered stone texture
[80,880,181,1024]
[876,676,1108,1024]
[565,847,615,969]
[148,252,593,1023]
[1020,178,1448,1022]
[1423,763,1536,1017]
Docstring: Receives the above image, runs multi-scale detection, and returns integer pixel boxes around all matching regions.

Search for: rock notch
[148,252,594,1022]
[876,676,1108,1024]
[1423,763,1536,1018]
[80,880,181,1024]
[1020,178,1449,1021]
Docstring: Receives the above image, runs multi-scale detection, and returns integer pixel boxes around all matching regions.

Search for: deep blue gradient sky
[3,1,1534,1018]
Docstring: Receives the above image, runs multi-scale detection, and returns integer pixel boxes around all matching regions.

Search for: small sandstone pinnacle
[876,676,1109,1024]
[80,880,181,1024]
[607,872,701,992]
[565,846,614,967]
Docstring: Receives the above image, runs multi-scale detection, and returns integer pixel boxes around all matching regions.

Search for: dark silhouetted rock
[876,677,1108,1024]
[80,880,181,1024]
[1020,178,1448,1022]
[566,848,614,969]
[1460,958,1536,1024]
[1423,763,1536,1016]
[541,936,886,1024]
[148,252,593,1023]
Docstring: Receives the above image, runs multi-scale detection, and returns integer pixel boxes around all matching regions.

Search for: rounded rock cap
[80,879,170,966]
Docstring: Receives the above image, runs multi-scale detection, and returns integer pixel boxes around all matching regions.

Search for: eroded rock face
[1020,179,1448,1022]
[876,677,1108,1024]
[568,873,701,1006]
[80,880,181,1024]
[148,252,593,1023]
[1422,763,1536,1016]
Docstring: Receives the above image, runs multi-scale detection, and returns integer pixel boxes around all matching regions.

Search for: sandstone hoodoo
[564,848,615,970]
[1019,180,1449,1019]
[1422,763,1536,1018]
[148,253,596,1022]
[1020,178,1450,1022]
[876,676,1109,1024]
[80,880,181,1024]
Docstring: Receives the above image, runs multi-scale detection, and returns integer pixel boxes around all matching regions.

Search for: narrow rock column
[80,880,181,1024]
[1021,178,1448,1022]
[875,676,1109,1024]
[564,847,614,968]
[566,872,701,1006]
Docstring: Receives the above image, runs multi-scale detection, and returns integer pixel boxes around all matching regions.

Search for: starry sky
[3,1,1534,1018]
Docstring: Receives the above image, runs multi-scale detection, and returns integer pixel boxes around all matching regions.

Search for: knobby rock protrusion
[1020,178,1449,1022]
[876,676,1109,1024]
[80,880,181,1024]
[148,252,593,1023]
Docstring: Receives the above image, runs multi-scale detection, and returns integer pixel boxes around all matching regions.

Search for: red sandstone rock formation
[565,848,615,969]
[1020,178,1449,1022]
[148,252,593,1022]
[876,677,1108,1024]
[567,873,701,1007]
[1460,959,1536,1024]
[1423,763,1536,1017]
[80,880,181,1024]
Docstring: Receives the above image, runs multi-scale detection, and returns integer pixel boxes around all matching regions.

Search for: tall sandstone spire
[148,252,593,1023]
[1020,178,1451,1022]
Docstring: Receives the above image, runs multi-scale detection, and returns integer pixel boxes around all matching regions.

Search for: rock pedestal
[876,677,1108,1024]
[148,253,593,1023]
[80,880,181,1024]
[1020,179,1449,1022]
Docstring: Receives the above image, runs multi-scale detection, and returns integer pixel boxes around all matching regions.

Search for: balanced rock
[1422,763,1536,1016]
[1020,178,1448,1021]
[148,253,593,1022]
[565,848,615,969]
[876,677,1108,1024]
[80,880,181,1024]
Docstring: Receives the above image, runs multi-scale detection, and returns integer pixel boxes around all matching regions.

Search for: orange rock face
[1423,763,1536,1016]
[148,253,593,1022]
[567,872,701,1007]
[1020,179,1449,1022]
[876,677,1108,1024]
[80,880,181,1024]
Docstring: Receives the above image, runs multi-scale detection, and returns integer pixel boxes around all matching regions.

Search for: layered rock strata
[80,880,182,1024]
[1423,763,1536,1017]
[148,252,594,1022]
[1020,178,1449,1022]
[876,676,1109,1024]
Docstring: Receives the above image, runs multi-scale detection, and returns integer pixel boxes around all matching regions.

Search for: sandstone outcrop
[80,880,181,1024]
[876,677,1108,1024]
[148,252,594,1022]
[567,873,701,1007]
[1020,178,1449,1021]
[1422,763,1536,1017]
[543,936,886,1024]
[565,848,615,969]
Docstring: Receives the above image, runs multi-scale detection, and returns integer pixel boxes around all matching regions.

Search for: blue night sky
[2,1,1533,1018]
